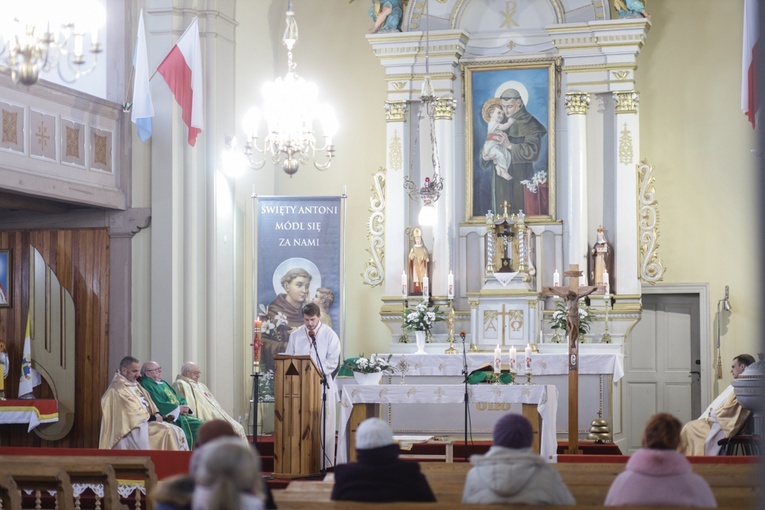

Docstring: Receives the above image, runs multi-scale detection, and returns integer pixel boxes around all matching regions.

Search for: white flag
[131,9,154,141]
[19,312,41,399]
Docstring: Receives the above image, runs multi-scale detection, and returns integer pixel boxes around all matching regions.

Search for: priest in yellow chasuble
[679,354,755,455]
[99,356,188,450]
[173,361,247,440]
[139,361,203,448]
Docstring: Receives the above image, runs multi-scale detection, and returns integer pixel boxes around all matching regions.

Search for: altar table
[0,399,58,432]
[336,383,558,465]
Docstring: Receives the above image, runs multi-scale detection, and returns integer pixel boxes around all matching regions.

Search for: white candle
[509,346,517,371]
[447,271,455,300]
[553,269,560,287]
[494,344,502,374]
[539,330,544,344]
[422,275,429,298]
[525,344,533,372]
[603,269,610,295]
[401,271,407,298]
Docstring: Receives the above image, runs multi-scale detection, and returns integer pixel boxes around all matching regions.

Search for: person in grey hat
[462,413,575,505]
[481,87,547,216]
[331,418,436,502]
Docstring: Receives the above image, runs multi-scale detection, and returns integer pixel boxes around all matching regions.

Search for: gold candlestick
[601,294,612,344]
[445,300,458,354]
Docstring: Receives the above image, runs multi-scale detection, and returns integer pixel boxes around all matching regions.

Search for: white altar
[336,383,558,465]
[338,350,622,440]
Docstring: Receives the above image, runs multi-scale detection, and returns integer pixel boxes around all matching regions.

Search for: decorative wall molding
[618,123,633,165]
[362,169,387,287]
[637,160,665,284]
[564,92,590,115]
[614,91,639,114]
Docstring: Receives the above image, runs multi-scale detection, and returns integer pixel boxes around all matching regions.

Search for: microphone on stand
[309,329,317,347]
[459,331,467,343]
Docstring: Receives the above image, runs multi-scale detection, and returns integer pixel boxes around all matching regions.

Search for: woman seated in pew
[331,418,436,502]
[462,414,575,505]
[604,413,716,507]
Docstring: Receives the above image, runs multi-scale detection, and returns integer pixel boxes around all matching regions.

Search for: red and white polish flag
[158,18,204,146]
[742,0,759,128]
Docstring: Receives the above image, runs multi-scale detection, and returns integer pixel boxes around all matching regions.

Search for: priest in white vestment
[99,356,188,450]
[284,302,342,468]
[679,354,755,455]
[173,361,248,440]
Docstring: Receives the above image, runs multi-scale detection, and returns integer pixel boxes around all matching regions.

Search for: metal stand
[251,362,261,448]
[461,332,470,461]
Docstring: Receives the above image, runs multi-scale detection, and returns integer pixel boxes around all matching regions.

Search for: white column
[564,92,590,284]
[431,97,456,297]
[383,100,410,297]
[613,91,641,295]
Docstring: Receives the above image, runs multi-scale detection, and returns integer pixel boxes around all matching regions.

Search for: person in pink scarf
[605,413,716,507]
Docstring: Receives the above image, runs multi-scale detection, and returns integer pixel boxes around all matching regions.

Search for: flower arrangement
[550,300,593,336]
[258,369,275,403]
[402,300,444,333]
[342,353,394,374]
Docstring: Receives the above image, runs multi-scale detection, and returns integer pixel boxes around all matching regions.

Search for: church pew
[0,457,128,510]
[0,472,22,510]
[0,464,74,509]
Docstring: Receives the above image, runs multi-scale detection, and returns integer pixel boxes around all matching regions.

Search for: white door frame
[640,283,710,407]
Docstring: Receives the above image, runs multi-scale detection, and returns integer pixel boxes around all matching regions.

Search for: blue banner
[256,196,343,370]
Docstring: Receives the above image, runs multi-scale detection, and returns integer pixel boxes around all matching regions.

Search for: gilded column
[384,100,410,298]
[564,92,590,284]
[613,91,641,295]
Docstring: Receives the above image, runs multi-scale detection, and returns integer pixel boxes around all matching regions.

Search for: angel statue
[613,0,650,19]
[350,0,405,33]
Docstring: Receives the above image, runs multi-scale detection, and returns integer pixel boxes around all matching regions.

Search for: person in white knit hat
[331,418,435,502]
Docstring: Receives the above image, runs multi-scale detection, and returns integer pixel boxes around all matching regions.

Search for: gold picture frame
[464,59,557,223]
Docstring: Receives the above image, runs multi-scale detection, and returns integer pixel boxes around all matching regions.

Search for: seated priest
[139,361,204,448]
[173,361,248,441]
[679,354,755,455]
[99,356,189,450]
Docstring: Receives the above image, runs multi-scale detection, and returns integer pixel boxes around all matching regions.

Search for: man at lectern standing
[284,302,342,468]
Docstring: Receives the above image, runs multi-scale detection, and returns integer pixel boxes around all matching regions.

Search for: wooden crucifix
[543,264,597,454]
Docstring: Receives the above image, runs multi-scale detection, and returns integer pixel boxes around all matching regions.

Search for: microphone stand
[461,332,470,462]
[310,332,330,477]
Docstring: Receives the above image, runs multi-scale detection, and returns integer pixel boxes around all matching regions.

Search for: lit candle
[422,275,429,298]
[553,269,560,287]
[525,344,533,372]
[401,271,408,298]
[447,271,455,300]
[254,319,262,330]
[509,346,517,371]
[603,269,610,295]
[494,344,502,374]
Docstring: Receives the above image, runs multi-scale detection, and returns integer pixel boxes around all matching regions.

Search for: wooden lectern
[273,354,322,478]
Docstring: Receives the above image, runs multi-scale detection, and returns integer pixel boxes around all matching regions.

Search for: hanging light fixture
[240,1,337,177]
[403,0,451,225]
[0,4,102,86]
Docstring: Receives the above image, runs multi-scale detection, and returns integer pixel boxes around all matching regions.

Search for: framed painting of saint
[0,249,10,308]
[464,59,557,223]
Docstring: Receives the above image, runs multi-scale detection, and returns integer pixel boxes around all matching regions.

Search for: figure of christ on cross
[543,264,597,454]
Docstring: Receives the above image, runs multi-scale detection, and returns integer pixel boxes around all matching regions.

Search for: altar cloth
[337,383,558,464]
[0,399,59,431]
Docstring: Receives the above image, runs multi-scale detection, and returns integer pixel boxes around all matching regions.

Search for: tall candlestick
[447,271,455,300]
[401,271,408,298]
[509,346,517,371]
[553,269,560,287]
[494,344,502,374]
[525,344,532,372]
[603,269,610,295]
[422,275,429,299]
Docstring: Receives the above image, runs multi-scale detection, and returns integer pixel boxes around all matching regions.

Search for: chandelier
[403,0,451,226]
[0,7,102,86]
[240,2,337,177]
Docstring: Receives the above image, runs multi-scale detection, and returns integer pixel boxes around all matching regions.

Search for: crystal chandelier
[241,2,337,177]
[0,6,102,86]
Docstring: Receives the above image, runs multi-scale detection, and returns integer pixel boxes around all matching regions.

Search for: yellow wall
[637,1,760,387]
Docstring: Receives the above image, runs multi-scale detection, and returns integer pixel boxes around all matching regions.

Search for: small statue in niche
[613,0,650,19]
[590,226,614,292]
[408,227,430,295]
[365,0,405,33]
[0,340,8,400]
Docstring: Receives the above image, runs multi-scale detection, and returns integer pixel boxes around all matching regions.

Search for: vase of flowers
[342,354,394,385]
[550,300,594,341]
[402,300,444,354]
